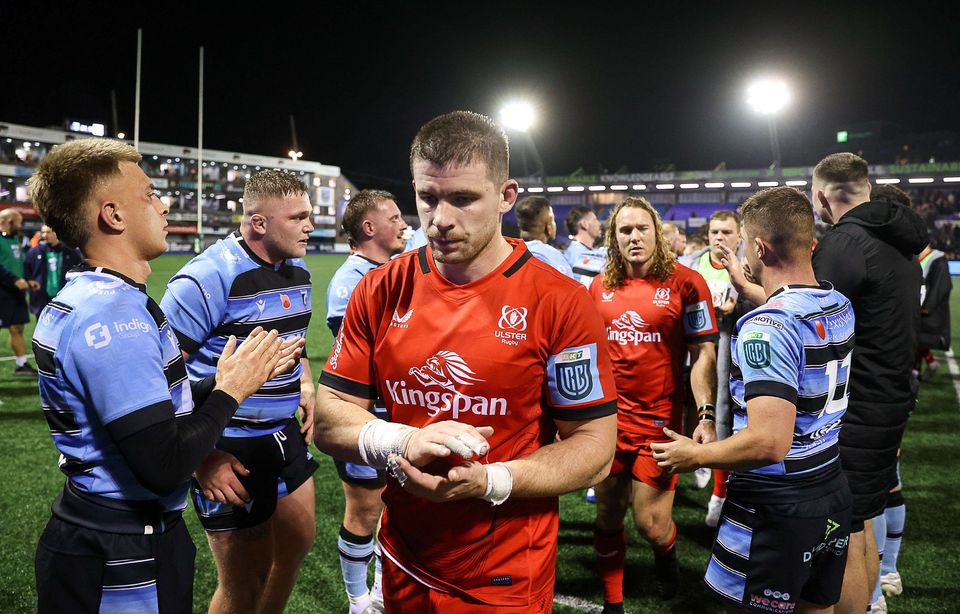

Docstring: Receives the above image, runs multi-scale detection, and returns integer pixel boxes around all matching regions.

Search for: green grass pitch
[0,254,957,612]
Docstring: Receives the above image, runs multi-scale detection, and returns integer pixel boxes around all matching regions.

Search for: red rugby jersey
[588,265,718,447]
[321,238,616,606]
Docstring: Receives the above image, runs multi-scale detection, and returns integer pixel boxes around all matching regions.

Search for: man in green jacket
[0,208,39,375]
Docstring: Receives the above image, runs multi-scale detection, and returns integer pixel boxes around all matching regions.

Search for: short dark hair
[29,138,142,249]
[871,184,912,208]
[341,189,396,245]
[814,152,869,184]
[565,206,595,236]
[740,187,814,258]
[243,170,308,211]
[514,196,552,233]
[410,111,509,184]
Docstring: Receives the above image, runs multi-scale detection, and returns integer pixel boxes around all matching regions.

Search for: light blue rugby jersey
[32,267,194,511]
[326,253,381,336]
[730,282,855,480]
[524,240,578,281]
[564,240,607,287]
[160,232,311,437]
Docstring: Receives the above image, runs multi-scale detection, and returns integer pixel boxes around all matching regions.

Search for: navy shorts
[35,514,195,613]
[0,287,28,328]
[335,458,387,487]
[704,488,852,613]
[192,417,318,531]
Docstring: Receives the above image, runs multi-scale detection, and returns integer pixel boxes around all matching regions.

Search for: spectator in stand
[24,225,82,316]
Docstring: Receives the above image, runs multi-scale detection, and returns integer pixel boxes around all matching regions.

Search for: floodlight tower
[499,101,545,181]
[747,79,790,169]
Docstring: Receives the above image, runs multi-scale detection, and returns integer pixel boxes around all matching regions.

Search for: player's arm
[99,329,293,495]
[687,340,718,444]
[654,310,800,472]
[509,414,617,495]
[653,396,794,472]
[298,357,315,442]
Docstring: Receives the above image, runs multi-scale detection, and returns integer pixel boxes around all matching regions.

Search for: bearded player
[589,197,718,613]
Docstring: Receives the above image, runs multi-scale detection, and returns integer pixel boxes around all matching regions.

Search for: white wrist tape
[358,419,416,468]
[482,462,513,506]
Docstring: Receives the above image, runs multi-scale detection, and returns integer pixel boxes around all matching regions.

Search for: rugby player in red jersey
[589,197,719,613]
[313,110,618,613]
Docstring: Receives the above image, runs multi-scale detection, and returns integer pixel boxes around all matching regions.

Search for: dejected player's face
[262,193,314,260]
[615,206,657,275]
[413,158,514,265]
[709,218,739,259]
[368,199,408,256]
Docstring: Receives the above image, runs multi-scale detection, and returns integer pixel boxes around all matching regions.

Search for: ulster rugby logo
[498,306,528,331]
[496,306,528,346]
[653,287,671,307]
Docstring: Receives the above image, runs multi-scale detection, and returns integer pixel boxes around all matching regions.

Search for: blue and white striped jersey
[33,266,194,511]
[524,240,578,281]
[326,253,381,336]
[730,282,855,482]
[161,232,311,437]
[564,240,607,288]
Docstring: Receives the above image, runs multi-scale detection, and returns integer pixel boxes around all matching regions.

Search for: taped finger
[387,455,409,487]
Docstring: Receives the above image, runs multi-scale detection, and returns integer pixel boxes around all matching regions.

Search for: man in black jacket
[810,153,927,614]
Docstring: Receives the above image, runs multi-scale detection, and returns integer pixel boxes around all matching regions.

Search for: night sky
[4,1,958,202]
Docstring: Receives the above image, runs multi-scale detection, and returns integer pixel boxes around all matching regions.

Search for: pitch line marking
[944,348,960,403]
[553,593,604,612]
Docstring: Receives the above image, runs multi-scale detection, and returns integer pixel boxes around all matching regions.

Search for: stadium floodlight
[588,185,606,191]
[518,187,526,193]
[655,184,675,190]
[610,185,629,191]
[758,181,779,187]
[632,184,646,190]
[785,180,808,186]
[527,186,545,192]
[680,183,700,189]
[567,186,585,192]
[288,150,303,162]
[944,177,960,183]
[747,78,790,168]
[908,177,934,184]
[547,186,564,192]
[747,79,790,115]
[875,178,900,184]
[704,182,725,188]
[730,182,752,188]
[500,101,536,132]
[117,132,126,139]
